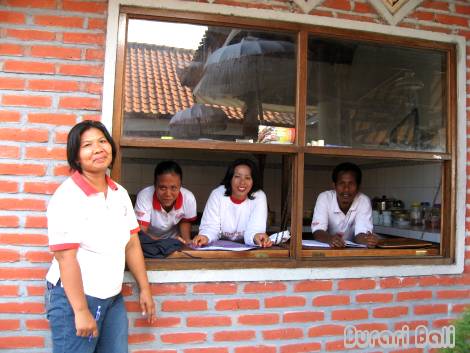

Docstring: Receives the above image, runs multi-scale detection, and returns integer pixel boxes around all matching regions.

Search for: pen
[88,305,101,342]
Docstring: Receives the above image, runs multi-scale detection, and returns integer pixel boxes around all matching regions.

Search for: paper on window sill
[302,239,367,248]
[188,240,257,251]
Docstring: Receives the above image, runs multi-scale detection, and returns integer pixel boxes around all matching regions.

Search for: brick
[451,303,470,313]
[283,311,324,323]
[308,324,344,337]
[134,317,180,328]
[312,295,349,306]
[128,333,155,344]
[54,131,69,144]
[0,146,20,159]
[0,233,48,246]
[5,0,56,8]
[0,111,21,122]
[63,1,107,13]
[2,95,52,108]
[58,64,104,78]
[0,336,44,349]
[354,2,376,14]
[414,304,448,315]
[324,339,347,351]
[0,302,44,314]
[331,309,368,321]
[85,48,105,60]
[337,279,376,290]
[193,283,237,295]
[27,286,45,296]
[0,44,24,56]
[0,249,20,262]
[34,15,84,28]
[433,318,453,328]
[397,291,433,301]
[0,180,18,192]
[31,45,82,60]
[0,77,25,90]
[82,82,102,95]
[410,11,434,21]
[263,328,303,340]
[151,283,186,295]
[238,314,279,325]
[355,293,393,303]
[422,1,449,11]
[0,216,19,228]
[25,251,53,263]
[133,350,176,353]
[6,29,55,41]
[25,147,67,160]
[215,299,259,311]
[0,285,19,296]
[53,164,71,176]
[184,348,228,353]
[322,0,351,11]
[418,276,457,286]
[58,96,101,110]
[4,61,55,75]
[354,323,389,331]
[187,316,231,327]
[25,216,47,228]
[436,289,470,299]
[0,319,20,330]
[29,80,80,93]
[161,300,207,312]
[26,319,49,330]
[394,320,429,330]
[279,342,321,353]
[24,181,61,195]
[0,199,46,211]
[0,267,47,280]
[213,330,255,341]
[435,14,468,27]
[294,280,332,292]
[265,296,306,308]
[0,10,26,24]
[456,5,470,15]
[63,32,105,45]
[380,277,419,288]
[372,306,408,318]
[0,163,46,176]
[88,18,106,30]
[244,282,286,293]
[234,346,276,353]
[0,128,48,142]
[160,332,206,344]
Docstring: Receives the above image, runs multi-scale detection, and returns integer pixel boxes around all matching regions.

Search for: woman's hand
[192,234,209,247]
[355,232,379,248]
[328,234,346,248]
[254,233,273,248]
[74,308,98,338]
[139,287,156,324]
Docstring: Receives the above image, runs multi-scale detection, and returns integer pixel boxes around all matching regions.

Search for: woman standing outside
[192,159,272,248]
[45,120,155,353]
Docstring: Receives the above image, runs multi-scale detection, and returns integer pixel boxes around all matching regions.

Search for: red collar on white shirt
[71,171,118,196]
[230,195,246,204]
[152,191,183,211]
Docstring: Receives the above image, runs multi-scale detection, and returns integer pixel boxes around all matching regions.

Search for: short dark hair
[154,160,183,185]
[332,162,362,186]
[221,158,261,200]
[67,120,116,173]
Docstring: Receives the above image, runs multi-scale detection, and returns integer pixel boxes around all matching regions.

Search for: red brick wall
[0,0,469,352]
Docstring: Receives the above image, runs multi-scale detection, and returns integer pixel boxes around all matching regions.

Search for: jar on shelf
[410,202,422,226]
[421,202,431,227]
[430,204,441,230]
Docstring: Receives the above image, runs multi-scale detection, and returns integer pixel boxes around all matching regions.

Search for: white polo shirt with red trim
[311,190,373,241]
[46,171,139,299]
[134,186,197,239]
[199,185,267,246]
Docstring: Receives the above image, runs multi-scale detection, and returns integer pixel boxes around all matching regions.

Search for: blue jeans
[45,281,128,353]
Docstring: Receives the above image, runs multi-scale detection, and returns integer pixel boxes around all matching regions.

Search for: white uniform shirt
[46,172,139,299]
[134,186,197,239]
[199,185,267,246]
[311,190,373,241]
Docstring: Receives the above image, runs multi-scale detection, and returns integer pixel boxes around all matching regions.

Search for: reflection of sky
[127,19,207,50]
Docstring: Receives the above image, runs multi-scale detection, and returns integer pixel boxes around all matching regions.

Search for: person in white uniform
[311,162,378,248]
[134,161,197,244]
[192,159,272,248]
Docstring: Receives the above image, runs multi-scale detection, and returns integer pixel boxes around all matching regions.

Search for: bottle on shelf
[410,202,422,226]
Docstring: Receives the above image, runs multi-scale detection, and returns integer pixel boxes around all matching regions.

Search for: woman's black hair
[154,160,183,185]
[67,120,116,173]
[220,158,261,200]
[332,162,362,186]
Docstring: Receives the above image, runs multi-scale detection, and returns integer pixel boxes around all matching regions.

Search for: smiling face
[78,127,113,174]
[230,164,253,201]
[334,171,359,213]
[155,172,181,210]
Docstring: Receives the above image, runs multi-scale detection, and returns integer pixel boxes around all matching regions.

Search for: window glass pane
[303,155,442,254]
[123,19,297,144]
[121,148,292,255]
[306,37,447,152]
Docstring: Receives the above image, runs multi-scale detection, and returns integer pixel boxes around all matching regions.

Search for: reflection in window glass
[306,37,446,152]
[124,19,297,144]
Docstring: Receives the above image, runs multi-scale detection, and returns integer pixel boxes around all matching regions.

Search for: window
[111,6,458,271]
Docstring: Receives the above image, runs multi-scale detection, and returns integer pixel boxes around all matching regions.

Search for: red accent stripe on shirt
[50,243,80,251]
[138,220,150,227]
[130,226,140,235]
[181,216,197,222]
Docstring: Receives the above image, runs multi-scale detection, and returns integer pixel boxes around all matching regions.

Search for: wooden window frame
[111,7,457,271]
